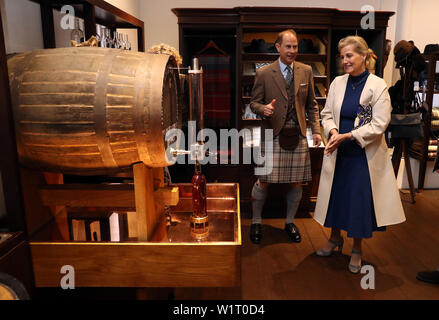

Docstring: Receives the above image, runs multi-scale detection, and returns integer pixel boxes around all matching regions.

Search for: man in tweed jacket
[249,29,321,244]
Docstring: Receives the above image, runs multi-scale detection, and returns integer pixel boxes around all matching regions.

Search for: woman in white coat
[313,36,406,273]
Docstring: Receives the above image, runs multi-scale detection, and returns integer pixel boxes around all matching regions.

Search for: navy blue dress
[324,69,385,238]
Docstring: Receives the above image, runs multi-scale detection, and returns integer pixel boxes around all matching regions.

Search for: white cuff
[351,130,366,148]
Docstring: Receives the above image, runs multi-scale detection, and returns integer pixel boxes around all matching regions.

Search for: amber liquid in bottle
[192,162,207,219]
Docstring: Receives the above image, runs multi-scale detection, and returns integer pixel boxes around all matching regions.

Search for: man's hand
[264,99,276,117]
[312,134,322,147]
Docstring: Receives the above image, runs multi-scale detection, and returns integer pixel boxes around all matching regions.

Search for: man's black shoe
[250,223,262,244]
[285,223,301,243]
[416,270,439,284]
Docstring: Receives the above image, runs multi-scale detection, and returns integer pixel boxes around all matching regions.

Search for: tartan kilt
[257,119,311,184]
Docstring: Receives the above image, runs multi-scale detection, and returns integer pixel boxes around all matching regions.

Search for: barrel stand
[20,163,179,295]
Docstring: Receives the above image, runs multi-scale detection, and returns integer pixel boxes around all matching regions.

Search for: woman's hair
[338,36,374,66]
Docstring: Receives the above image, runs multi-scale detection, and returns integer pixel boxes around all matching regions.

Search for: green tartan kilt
[257,119,311,184]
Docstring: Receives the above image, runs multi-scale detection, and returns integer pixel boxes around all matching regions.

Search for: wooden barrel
[8,47,180,175]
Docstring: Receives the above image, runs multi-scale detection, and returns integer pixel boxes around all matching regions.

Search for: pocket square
[300,83,308,87]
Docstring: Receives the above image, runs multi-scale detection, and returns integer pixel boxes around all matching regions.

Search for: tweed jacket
[250,60,320,137]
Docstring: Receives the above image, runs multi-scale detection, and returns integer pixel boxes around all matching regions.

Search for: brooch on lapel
[354,104,372,129]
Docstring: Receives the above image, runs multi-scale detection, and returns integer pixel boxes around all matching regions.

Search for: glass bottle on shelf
[117,33,124,49]
[112,31,119,48]
[70,17,84,45]
[125,34,132,51]
[121,34,128,50]
[96,24,105,47]
[104,29,112,48]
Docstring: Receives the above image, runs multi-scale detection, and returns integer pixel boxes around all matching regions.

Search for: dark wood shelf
[242,75,255,82]
[30,0,145,51]
[242,53,326,62]
[314,76,327,84]
[242,118,261,123]
[297,54,327,62]
[243,96,326,105]
[31,0,143,27]
[242,53,278,61]
[243,74,327,83]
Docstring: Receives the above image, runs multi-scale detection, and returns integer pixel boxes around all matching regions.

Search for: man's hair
[276,29,297,46]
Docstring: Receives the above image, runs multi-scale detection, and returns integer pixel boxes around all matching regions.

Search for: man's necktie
[285,66,293,86]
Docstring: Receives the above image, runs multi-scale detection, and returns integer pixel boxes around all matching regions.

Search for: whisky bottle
[192,161,207,218]
[191,161,208,239]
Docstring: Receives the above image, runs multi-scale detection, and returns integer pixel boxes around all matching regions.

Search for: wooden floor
[173,190,439,300]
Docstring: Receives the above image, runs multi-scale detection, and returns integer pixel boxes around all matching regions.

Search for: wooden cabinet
[236,7,392,132]
[172,7,394,212]
[409,53,439,189]
[173,7,394,214]
[173,6,394,134]
[238,15,329,132]
[31,0,145,51]
[172,9,238,130]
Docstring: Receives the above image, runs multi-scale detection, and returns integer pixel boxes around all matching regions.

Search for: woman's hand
[325,131,353,156]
